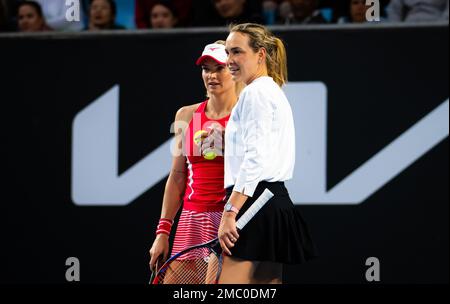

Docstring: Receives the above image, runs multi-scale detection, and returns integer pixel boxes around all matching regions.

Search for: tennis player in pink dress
[149,41,243,280]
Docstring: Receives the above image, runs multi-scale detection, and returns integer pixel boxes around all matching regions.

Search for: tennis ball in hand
[193,130,208,146]
[203,150,217,160]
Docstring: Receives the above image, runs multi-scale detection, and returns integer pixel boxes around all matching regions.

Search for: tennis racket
[150,188,274,284]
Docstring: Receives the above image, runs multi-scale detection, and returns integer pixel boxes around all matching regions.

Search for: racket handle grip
[236,188,274,230]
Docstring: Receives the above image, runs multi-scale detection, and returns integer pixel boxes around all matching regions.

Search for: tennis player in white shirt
[218,23,317,284]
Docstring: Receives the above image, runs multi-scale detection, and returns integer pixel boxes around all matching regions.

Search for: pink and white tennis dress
[171,100,229,258]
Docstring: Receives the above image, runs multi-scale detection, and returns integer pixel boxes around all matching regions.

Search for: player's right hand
[218,212,239,256]
[149,234,170,272]
[202,124,225,156]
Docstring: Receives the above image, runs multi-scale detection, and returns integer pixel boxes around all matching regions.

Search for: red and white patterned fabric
[171,209,222,260]
[182,100,229,212]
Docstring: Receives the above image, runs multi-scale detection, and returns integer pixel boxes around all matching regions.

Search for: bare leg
[205,253,220,284]
[162,259,208,284]
[219,256,256,284]
[253,260,283,284]
[219,255,282,284]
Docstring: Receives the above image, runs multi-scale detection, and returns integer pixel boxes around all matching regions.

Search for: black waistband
[226,181,288,197]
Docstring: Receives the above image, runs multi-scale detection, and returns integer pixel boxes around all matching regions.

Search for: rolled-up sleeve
[233,89,274,197]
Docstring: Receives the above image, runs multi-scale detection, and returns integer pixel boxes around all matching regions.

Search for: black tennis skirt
[226,181,318,264]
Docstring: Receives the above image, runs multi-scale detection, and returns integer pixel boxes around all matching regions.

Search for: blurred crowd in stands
[0,0,448,33]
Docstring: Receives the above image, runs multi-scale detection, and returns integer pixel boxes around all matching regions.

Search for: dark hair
[90,0,117,16]
[18,1,44,17]
[151,0,178,18]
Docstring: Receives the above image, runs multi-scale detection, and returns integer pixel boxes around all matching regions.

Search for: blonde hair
[229,23,288,87]
[204,40,245,97]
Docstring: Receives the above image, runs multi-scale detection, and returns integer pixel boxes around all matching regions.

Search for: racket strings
[166,260,206,283]
[152,189,274,284]
[156,247,220,284]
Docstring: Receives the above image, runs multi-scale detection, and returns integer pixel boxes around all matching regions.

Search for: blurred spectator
[317,0,344,23]
[278,1,294,24]
[190,0,217,26]
[319,0,389,23]
[0,0,16,31]
[86,0,125,30]
[281,0,327,24]
[263,0,304,25]
[34,0,84,31]
[213,0,263,25]
[190,0,263,26]
[0,0,6,30]
[387,0,449,22]
[262,0,278,25]
[135,0,192,28]
[150,0,178,28]
[338,0,371,24]
[17,1,52,32]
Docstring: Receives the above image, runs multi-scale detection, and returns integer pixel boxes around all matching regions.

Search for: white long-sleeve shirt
[224,76,295,197]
